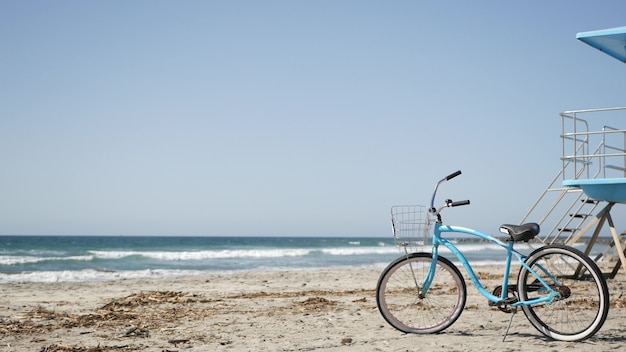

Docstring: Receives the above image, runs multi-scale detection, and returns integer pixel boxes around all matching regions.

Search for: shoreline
[1,267,625,351]
[0,260,527,285]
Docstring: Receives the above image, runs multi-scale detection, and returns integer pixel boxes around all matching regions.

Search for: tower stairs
[520,107,626,279]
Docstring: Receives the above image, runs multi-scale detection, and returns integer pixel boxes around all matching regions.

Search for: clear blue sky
[1,1,625,236]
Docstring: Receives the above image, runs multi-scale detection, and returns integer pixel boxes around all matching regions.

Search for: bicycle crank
[489,286,518,313]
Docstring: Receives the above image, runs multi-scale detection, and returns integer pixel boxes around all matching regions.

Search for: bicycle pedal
[490,286,518,307]
[489,297,519,313]
[502,297,519,305]
[488,299,516,307]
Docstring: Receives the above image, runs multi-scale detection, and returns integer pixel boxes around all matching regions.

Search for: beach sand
[1,267,625,352]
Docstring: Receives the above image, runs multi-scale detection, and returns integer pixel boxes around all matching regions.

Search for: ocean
[0,235,605,283]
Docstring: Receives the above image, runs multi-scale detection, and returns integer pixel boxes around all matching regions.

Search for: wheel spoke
[517,245,609,341]
[376,253,466,334]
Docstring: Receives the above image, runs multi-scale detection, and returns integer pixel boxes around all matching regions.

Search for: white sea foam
[0,268,202,283]
[87,250,139,259]
[86,247,407,260]
[82,244,508,261]
[0,255,94,265]
[89,248,312,260]
[321,247,403,256]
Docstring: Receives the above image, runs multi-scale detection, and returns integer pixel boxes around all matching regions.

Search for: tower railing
[561,107,626,181]
[521,107,626,278]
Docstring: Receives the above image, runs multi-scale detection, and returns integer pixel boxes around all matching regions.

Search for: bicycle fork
[401,246,429,299]
[411,235,458,299]
[411,244,440,299]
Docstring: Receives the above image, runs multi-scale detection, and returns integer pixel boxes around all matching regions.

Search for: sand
[1,267,625,352]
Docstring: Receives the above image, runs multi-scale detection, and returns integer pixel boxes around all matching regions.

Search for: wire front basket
[391,205,433,249]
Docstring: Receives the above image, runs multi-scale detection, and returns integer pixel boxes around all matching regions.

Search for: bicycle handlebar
[430,170,468,219]
[449,199,470,207]
[445,170,462,181]
[430,170,462,210]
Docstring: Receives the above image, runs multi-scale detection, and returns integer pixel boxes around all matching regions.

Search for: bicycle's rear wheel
[517,244,609,341]
[376,252,466,334]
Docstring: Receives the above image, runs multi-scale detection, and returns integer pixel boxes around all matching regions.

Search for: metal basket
[391,205,433,248]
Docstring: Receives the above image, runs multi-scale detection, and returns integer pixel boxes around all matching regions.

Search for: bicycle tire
[517,244,609,341]
[376,252,466,334]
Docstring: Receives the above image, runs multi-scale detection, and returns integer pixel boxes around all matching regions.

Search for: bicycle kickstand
[502,307,517,342]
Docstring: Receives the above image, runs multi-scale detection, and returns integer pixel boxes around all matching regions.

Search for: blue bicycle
[376,171,609,341]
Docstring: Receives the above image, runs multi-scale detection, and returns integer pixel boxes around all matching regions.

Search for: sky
[1,1,625,237]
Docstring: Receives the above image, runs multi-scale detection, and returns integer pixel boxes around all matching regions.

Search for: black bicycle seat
[499,223,540,242]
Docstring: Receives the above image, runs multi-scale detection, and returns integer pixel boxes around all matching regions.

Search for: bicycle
[376,170,609,342]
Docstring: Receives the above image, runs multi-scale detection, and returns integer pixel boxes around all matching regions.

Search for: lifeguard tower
[521,27,626,279]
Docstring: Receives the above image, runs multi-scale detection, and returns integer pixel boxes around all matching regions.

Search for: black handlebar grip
[450,200,470,207]
[446,170,462,181]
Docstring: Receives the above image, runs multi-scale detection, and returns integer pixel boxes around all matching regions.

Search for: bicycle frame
[379,170,610,341]
[420,222,562,307]
[417,170,562,307]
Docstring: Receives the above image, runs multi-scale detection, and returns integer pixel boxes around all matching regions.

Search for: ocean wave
[89,248,312,260]
[86,244,509,261]
[2,248,402,266]
[0,268,200,283]
[321,247,404,256]
[87,246,407,261]
[0,243,514,266]
[0,255,94,265]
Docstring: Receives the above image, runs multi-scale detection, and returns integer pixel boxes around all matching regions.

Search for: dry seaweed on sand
[39,343,142,352]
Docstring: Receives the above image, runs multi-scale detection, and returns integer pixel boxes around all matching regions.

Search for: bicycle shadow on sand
[441,330,626,351]
[444,330,626,348]
[511,332,626,351]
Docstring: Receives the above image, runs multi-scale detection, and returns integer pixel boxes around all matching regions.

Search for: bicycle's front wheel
[376,252,466,334]
[517,244,609,341]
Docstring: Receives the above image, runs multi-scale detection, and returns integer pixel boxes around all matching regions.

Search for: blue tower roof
[577,26,626,63]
